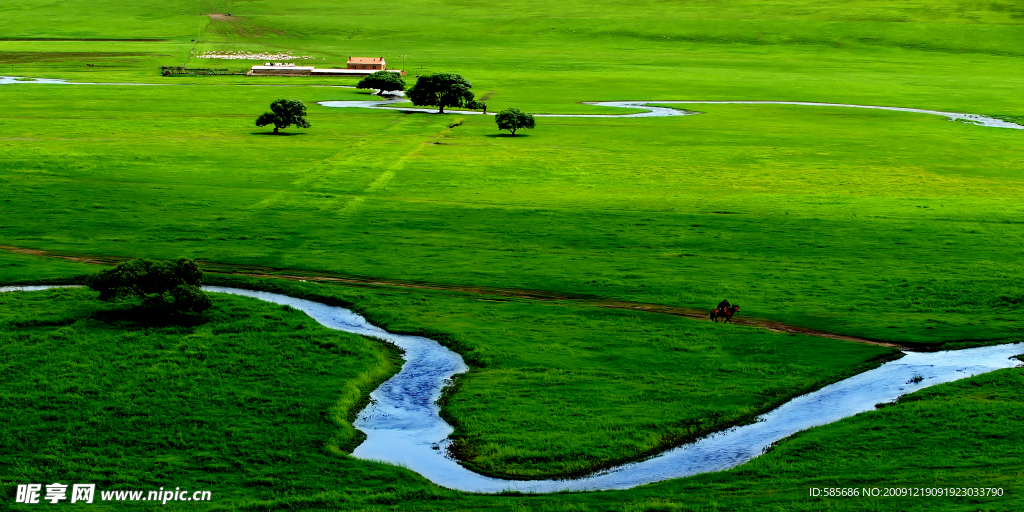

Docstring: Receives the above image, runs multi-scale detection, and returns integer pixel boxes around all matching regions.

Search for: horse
[710,305,740,323]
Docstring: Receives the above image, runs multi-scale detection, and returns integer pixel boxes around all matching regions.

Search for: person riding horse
[710,300,740,323]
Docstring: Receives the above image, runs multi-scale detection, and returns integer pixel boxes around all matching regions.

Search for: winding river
[3,76,1021,489]
[5,286,1016,492]
[318,97,1024,129]
[3,76,1020,128]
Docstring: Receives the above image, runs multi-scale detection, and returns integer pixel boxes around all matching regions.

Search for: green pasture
[204,276,896,479]
[1,82,1023,345]
[1,286,1021,510]
[1,0,1024,508]
[0,257,897,480]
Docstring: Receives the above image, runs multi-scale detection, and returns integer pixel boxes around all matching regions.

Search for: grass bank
[2,285,1021,510]
[0,286,405,510]
[203,275,898,479]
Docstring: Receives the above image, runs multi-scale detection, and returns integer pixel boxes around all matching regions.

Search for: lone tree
[495,107,536,136]
[357,71,406,96]
[408,73,474,114]
[256,99,311,134]
[86,258,212,316]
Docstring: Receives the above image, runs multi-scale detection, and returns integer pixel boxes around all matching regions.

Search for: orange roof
[347,57,384,64]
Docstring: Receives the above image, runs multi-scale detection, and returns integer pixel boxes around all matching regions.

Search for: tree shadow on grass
[251,131,307,136]
[485,133,532,138]
[91,305,210,328]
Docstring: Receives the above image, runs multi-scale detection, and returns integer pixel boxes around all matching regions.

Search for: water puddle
[5,285,1021,493]
[318,98,1024,128]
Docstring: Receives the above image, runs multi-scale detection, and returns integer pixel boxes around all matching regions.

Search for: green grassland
[0,252,94,284]
[2,0,1024,508]
[2,287,1022,511]
[0,257,899,482]
[2,83,1023,346]
[202,275,896,479]
[0,286,407,510]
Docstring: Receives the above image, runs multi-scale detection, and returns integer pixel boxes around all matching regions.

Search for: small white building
[347,57,386,70]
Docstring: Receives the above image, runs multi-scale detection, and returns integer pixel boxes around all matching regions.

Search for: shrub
[86,258,212,316]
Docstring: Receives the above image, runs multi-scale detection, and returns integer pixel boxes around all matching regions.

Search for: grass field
[2,83,1023,345]
[2,0,1023,509]
[203,275,896,479]
[1,286,1021,511]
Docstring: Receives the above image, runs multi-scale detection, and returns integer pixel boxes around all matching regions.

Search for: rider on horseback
[711,300,740,323]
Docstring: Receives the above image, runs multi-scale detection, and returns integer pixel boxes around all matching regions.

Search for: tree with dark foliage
[357,71,406,95]
[256,99,311,134]
[495,107,536,136]
[87,258,212,316]
[407,73,474,114]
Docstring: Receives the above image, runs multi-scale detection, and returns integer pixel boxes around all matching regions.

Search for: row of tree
[256,72,535,135]
[358,71,535,135]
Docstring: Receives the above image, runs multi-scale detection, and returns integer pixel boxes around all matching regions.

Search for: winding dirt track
[0,244,908,349]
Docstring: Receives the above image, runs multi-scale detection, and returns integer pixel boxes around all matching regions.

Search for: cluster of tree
[87,258,212,316]
[357,71,406,96]
[408,73,533,134]
[256,99,311,134]
[408,73,477,114]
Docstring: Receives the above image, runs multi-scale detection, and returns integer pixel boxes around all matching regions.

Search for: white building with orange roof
[347,57,386,70]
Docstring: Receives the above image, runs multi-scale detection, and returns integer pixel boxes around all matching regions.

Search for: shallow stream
[3,285,1020,493]
[319,97,1024,128]
[204,287,1024,492]
[2,76,1018,128]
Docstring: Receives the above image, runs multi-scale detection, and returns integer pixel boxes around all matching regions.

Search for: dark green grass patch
[204,275,896,479]
[991,114,1024,125]
[0,52,163,64]
[1,283,1021,511]
[0,251,94,285]
[0,288,1013,511]
[0,287,404,508]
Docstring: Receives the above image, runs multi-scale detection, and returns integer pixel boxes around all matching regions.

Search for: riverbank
[2,285,1021,510]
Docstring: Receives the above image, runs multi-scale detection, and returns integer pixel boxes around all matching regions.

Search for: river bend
[3,285,1020,493]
